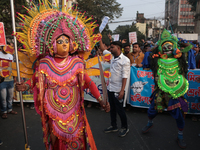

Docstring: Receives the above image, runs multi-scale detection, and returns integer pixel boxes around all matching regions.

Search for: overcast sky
[108,0,165,31]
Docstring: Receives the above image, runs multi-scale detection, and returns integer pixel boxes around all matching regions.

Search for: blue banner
[128,67,200,114]
[185,70,200,114]
[128,66,154,108]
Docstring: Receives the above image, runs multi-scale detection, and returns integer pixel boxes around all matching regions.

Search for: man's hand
[136,64,143,68]
[121,39,127,44]
[108,33,112,41]
[130,39,134,44]
[141,39,145,43]
[118,90,124,100]
[15,82,26,91]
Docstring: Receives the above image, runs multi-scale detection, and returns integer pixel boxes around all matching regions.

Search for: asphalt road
[0,103,199,150]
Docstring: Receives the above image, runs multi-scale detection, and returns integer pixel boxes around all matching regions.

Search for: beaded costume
[150,29,192,113]
[1,1,112,150]
[142,29,193,149]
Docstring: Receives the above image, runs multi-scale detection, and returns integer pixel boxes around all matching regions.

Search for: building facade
[194,1,200,34]
[165,0,195,33]
[136,12,163,40]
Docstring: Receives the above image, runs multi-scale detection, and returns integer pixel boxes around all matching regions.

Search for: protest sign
[0,22,6,46]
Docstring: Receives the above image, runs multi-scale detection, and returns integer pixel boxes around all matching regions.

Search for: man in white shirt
[104,41,130,137]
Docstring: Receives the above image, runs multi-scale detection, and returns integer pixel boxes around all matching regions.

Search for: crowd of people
[0,1,200,149]
[90,34,200,71]
[85,31,200,149]
[1,31,200,149]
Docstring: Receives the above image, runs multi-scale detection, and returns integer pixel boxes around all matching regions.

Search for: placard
[0,22,6,46]
[112,34,119,41]
[129,32,137,44]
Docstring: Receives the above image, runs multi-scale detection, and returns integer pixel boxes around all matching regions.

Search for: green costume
[152,29,192,112]
[142,29,193,149]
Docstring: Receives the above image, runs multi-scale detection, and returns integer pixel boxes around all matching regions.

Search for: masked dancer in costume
[15,1,110,150]
[142,29,192,149]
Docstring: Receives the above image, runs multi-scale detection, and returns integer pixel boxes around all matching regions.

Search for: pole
[10,0,30,149]
[96,46,108,105]
[52,0,56,6]
[168,0,170,30]
[159,21,161,40]
[62,0,66,11]
[67,0,73,9]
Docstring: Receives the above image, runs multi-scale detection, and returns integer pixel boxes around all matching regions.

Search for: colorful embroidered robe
[33,55,97,150]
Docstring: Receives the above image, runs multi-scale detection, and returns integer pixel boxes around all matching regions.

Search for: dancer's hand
[100,101,110,113]
[104,101,110,112]
[99,98,110,112]
[15,81,26,91]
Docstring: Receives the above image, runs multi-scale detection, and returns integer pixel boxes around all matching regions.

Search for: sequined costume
[11,1,111,149]
[142,29,192,148]
[142,30,193,148]
[24,56,100,149]
[149,29,192,114]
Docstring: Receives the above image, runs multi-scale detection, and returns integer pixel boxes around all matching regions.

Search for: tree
[113,25,145,45]
[75,0,123,44]
[76,0,122,34]
[76,0,123,20]
[0,0,28,36]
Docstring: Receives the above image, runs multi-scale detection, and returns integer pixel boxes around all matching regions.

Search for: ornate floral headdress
[152,29,193,59]
[14,0,102,59]
[157,29,179,52]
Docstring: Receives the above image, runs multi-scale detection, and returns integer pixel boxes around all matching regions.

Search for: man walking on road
[104,41,130,137]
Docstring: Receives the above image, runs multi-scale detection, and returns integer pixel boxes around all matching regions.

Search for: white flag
[99,16,110,33]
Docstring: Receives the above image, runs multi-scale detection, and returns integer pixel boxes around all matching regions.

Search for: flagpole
[10,0,30,149]
[62,0,66,11]
[96,47,108,105]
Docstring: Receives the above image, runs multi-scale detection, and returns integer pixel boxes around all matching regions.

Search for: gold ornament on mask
[50,46,54,55]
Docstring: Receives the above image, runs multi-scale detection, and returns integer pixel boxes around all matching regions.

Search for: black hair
[69,51,78,56]
[192,41,198,45]
[56,34,70,40]
[150,47,159,83]
[123,43,130,48]
[177,53,188,78]
[110,41,122,49]
[144,44,151,49]
[132,42,140,47]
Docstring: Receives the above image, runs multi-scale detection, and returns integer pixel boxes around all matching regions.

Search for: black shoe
[118,128,129,137]
[0,140,3,146]
[176,137,186,149]
[142,124,153,133]
[104,126,118,133]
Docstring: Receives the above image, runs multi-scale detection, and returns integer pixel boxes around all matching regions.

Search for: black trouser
[108,90,128,129]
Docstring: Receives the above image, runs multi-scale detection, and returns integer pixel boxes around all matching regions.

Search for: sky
[108,0,166,31]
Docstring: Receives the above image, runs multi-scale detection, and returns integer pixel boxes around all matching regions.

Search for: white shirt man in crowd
[104,41,130,137]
